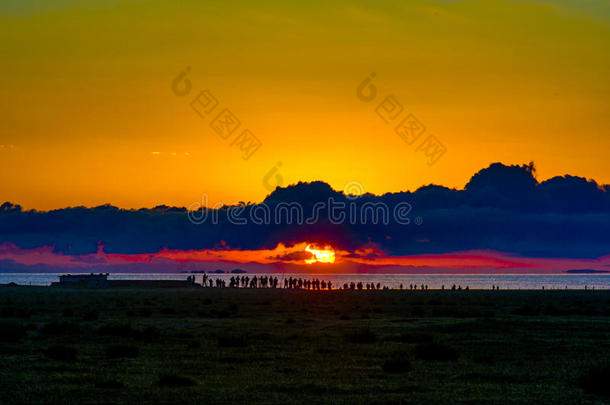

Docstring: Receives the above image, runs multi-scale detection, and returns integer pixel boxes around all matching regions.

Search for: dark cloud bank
[2,162,610,259]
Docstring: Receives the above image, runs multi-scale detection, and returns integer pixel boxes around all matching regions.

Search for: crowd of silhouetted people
[201,275,334,290]
[193,276,601,290]
[197,274,483,290]
[201,274,282,289]
[284,277,332,290]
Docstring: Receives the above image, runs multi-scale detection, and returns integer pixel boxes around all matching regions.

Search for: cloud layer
[1,162,610,272]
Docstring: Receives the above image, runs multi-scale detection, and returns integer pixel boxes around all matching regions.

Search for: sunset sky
[3,4,609,399]
[1,0,610,210]
[1,1,610,274]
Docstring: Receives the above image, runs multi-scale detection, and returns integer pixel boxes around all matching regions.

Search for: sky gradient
[1,0,610,210]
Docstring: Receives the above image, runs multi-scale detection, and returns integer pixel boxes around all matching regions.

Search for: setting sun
[305,244,336,265]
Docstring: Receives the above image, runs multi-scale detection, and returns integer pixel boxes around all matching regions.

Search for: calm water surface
[1,273,610,290]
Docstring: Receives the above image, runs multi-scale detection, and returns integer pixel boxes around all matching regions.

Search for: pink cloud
[1,242,609,274]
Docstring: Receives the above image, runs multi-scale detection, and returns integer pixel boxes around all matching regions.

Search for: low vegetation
[0,286,609,403]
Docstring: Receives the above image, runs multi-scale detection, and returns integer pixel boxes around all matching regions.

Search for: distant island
[566,269,610,274]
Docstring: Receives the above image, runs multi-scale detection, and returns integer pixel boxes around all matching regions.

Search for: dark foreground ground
[1,287,610,404]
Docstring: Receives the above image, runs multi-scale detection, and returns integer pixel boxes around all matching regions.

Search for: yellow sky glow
[1,0,609,209]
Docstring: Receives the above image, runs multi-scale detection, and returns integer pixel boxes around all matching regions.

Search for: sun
[304,244,336,264]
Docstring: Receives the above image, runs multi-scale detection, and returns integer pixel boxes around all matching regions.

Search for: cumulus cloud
[1,162,610,263]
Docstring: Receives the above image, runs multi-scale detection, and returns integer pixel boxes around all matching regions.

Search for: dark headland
[567,269,610,274]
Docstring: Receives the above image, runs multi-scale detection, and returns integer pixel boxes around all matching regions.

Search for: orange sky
[1,0,609,209]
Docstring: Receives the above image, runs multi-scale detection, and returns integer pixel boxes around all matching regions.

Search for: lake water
[1,273,610,290]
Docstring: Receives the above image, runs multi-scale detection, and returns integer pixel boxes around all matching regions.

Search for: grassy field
[1,286,610,404]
